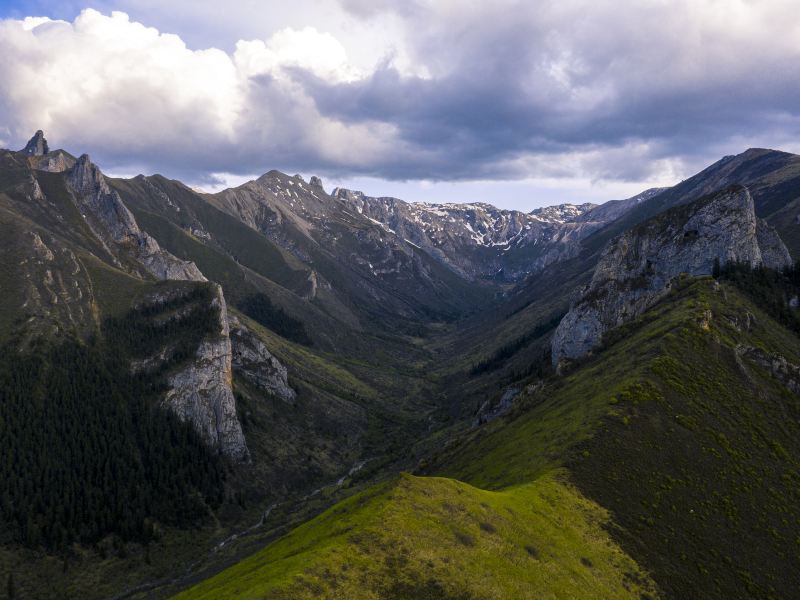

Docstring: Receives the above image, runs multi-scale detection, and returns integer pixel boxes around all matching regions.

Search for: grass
[112,176,311,296]
[434,278,800,598]
[80,253,152,317]
[174,472,657,600]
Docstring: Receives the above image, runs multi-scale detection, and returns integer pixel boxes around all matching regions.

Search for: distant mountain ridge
[330,186,666,281]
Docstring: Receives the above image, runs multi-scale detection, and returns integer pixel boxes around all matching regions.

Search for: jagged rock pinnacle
[21,130,49,156]
[310,175,323,189]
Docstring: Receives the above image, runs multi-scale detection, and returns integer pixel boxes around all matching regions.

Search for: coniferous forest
[237,292,312,346]
[0,286,226,552]
[716,260,800,333]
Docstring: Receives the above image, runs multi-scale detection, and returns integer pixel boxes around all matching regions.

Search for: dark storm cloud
[2,1,800,188]
[290,0,800,182]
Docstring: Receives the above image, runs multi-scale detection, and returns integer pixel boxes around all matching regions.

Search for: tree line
[714,259,800,334]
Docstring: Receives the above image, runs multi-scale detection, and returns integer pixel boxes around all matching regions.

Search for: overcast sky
[2,1,799,210]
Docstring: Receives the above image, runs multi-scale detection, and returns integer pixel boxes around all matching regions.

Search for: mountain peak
[21,130,49,156]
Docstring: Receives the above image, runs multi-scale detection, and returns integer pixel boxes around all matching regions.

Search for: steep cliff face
[163,285,250,461]
[8,133,256,461]
[18,130,76,172]
[229,315,296,403]
[551,186,793,367]
[21,130,48,156]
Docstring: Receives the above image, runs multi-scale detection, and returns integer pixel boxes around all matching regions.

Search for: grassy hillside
[436,277,800,599]
[175,277,800,599]
[175,472,656,600]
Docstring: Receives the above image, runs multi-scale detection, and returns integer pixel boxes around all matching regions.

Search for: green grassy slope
[436,278,800,599]
[175,277,800,599]
[175,472,657,600]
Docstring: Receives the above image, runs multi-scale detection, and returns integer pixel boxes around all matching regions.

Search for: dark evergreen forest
[716,260,800,333]
[237,292,312,346]
[0,285,226,551]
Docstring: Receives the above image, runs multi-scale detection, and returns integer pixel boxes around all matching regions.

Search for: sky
[1,1,800,210]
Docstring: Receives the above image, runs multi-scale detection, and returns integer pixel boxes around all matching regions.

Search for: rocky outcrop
[738,346,800,394]
[551,186,793,367]
[66,154,206,281]
[21,130,48,156]
[473,386,521,426]
[19,130,74,172]
[33,150,75,173]
[164,285,250,461]
[229,315,296,403]
[60,152,252,458]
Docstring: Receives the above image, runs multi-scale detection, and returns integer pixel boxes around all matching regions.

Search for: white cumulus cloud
[0,8,396,181]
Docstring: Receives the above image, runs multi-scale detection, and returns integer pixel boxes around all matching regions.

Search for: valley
[0,131,799,599]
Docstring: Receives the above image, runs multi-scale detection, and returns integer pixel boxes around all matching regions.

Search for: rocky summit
[551,185,793,366]
[1,132,799,600]
[21,130,49,156]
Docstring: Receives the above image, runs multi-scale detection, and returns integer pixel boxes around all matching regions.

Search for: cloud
[0,9,400,181]
[1,2,800,192]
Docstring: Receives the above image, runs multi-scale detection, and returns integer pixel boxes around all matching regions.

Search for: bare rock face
[21,130,49,156]
[330,187,665,282]
[62,154,250,458]
[229,315,296,403]
[164,285,250,461]
[19,130,75,171]
[33,150,75,173]
[551,186,793,368]
[738,346,800,394]
[66,154,205,281]
[332,187,601,281]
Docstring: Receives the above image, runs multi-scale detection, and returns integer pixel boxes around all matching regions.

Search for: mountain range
[0,131,799,599]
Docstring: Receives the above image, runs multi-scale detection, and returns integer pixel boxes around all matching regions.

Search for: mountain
[178,274,800,599]
[552,185,792,367]
[585,148,800,258]
[1,132,799,599]
[203,170,492,324]
[330,186,665,282]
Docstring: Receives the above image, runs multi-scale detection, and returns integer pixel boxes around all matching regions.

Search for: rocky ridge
[208,170,487,320]
[230,315,296,404]
[21,130,48,156]
[551,185,793,367]
[331,187,663,281]
[65,154,206,281]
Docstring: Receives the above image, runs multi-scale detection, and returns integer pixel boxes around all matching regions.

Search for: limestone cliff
[229,315,296,403]
[21,130,48,156]
[163,285,250,461]
[18,133,252,460]
[551,186,793,367]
